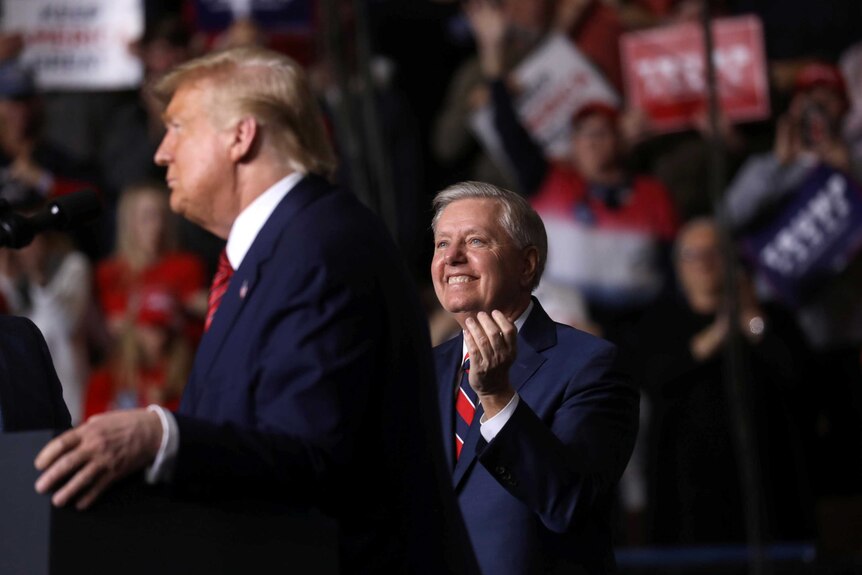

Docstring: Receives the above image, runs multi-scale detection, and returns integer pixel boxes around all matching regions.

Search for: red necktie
[454,354,478,460]
[205,249,234,331]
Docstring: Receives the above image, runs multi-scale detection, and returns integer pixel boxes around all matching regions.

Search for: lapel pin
[239,280,249,299]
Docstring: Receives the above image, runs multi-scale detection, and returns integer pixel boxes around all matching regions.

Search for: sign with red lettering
[620,15,769,133]
[3,0,143,90]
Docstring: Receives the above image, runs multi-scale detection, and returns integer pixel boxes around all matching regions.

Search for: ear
[228,116,259,163]
[520,246,539,290]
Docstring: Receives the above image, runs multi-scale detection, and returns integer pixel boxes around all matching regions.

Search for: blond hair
[115,181,177,271]
[154,45,336,177]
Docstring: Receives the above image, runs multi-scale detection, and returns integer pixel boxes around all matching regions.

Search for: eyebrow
[435,226,487,237]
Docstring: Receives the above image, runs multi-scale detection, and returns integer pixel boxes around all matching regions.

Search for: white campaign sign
[471,33,619,170]
[2,0,144,90]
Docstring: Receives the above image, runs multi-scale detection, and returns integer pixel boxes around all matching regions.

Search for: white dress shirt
[461,300,533,442]
[146,172,304,483]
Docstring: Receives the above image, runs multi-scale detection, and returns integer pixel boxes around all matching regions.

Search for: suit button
[495,466,507,477]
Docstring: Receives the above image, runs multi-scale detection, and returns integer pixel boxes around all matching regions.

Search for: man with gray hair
[431,180,639,574]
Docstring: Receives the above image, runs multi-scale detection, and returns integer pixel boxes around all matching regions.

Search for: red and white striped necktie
[454,354,478,460]
[204,249,234,331]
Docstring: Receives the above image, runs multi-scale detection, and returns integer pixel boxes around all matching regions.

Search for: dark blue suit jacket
[171,175,476,574]
[435,300,639,574]
[0,315,71,432]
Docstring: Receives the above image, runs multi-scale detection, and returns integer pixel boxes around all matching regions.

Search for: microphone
[0,189,102,248]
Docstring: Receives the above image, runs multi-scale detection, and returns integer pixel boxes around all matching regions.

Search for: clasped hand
[464,310,517,418]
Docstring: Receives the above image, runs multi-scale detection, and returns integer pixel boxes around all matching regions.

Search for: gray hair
[432,181,547,289]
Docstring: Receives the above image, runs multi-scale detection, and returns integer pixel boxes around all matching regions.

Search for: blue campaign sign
[740,164,862,305]
[193,0,312,33]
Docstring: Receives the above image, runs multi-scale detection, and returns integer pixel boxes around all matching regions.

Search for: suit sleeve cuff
[479,393,520,442]
[145,405,179,484]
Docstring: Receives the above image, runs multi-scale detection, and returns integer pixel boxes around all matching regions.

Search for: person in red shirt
[95,181,206,342]
[85,286,190,419]
[467,0,679,343]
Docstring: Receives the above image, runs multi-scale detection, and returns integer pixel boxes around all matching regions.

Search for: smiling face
[431,198,536,326]
[154,80,239,238]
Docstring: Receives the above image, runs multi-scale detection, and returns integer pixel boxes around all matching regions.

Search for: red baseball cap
[793,62,849,107]
[571,101,619,128]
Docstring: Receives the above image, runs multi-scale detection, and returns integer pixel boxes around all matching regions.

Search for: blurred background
[1,0,862,572]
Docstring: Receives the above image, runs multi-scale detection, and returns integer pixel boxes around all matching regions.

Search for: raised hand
[464,0,507,78]
[463,310,517,418]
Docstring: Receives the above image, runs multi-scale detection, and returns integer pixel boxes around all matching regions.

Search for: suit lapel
[189,176,335,395]
[452,299,557,491]
[451,401,484,487]
[509,299,557,395]
[435,336,462,475]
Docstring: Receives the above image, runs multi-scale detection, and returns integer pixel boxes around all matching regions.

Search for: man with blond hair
[35,46,475,573]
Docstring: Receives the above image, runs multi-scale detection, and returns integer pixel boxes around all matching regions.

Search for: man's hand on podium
[34,408,163,509]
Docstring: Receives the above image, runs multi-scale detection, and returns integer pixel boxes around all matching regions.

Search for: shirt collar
[461,299,534,362]
[225,172,303,270]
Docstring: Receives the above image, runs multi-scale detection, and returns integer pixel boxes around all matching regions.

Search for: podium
[0,431,339,575]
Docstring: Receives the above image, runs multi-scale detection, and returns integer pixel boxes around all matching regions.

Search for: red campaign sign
[620,15,770,133]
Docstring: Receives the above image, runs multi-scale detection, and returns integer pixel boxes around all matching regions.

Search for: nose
[154,133,172,166]
[442,243,466,265]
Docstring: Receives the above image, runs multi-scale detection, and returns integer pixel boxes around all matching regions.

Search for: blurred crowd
[2,0,862,558]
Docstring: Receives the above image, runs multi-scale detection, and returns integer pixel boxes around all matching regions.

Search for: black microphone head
[49,189,102,230]
[0,189,102,248]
